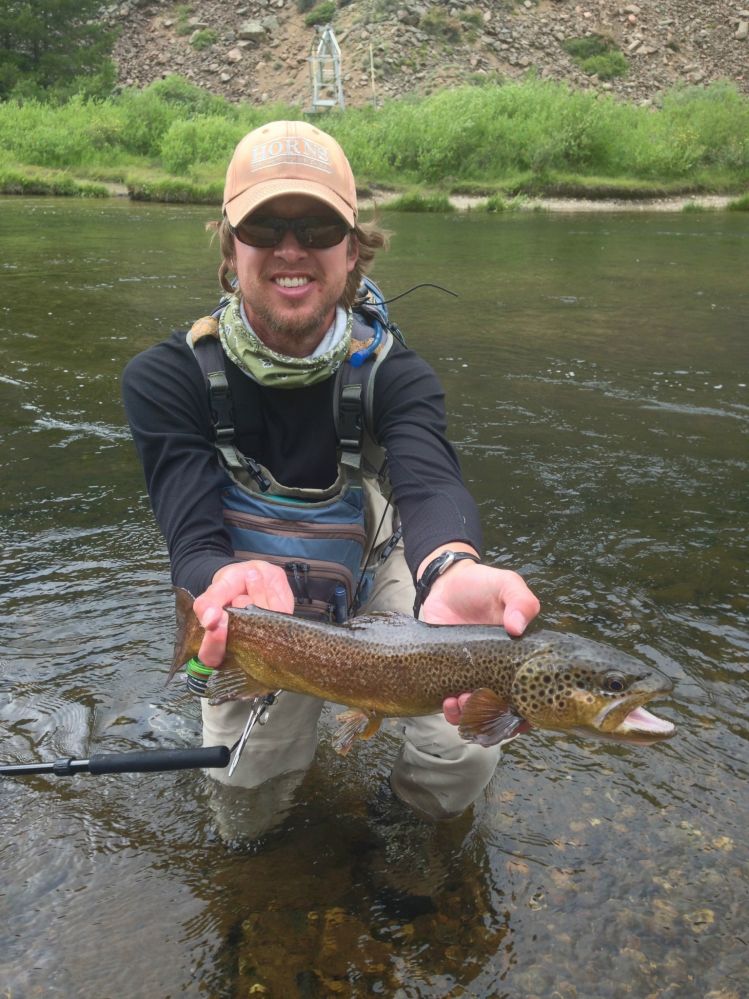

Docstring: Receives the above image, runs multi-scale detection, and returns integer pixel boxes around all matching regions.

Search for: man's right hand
[192,560,295,667]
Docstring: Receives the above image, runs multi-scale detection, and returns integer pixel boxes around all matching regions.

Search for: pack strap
[187,309,393,481]
[186,316,270,491]
[334,318,395,470]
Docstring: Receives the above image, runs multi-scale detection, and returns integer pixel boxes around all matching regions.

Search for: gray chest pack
[187,280,405,622]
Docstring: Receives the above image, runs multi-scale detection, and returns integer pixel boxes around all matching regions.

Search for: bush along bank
[0,76,747,207]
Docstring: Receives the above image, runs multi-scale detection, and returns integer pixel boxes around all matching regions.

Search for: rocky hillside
[106,0,749,108]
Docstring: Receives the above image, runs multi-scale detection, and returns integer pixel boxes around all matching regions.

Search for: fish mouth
[610,704,675,742]
[597,695,675,744]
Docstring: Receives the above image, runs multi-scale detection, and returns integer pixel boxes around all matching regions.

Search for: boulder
[239,20,267,42]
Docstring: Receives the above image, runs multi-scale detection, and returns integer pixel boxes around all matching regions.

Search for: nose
[273,228,308,261]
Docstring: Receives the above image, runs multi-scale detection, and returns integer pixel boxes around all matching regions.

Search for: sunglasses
[230,215,352,249]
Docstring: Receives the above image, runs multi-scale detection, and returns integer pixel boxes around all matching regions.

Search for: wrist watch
[413,550,481,619]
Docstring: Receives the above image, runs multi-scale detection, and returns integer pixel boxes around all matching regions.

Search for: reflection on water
[0,197,747,998]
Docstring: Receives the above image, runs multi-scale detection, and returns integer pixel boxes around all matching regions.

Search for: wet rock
[682,908,715,933]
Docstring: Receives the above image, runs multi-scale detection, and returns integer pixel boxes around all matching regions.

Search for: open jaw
[611,704,675,740]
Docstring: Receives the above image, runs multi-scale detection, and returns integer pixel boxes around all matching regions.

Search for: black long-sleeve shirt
[122,328,482,596]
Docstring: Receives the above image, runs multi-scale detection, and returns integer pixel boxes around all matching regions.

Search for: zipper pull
[287,562,312,604]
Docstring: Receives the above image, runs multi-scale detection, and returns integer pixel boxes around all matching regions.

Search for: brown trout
[172,588,675,752]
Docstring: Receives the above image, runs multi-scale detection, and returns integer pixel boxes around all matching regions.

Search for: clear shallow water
[0,197,747,997]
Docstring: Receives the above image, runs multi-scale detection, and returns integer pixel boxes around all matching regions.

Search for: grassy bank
[0,76,747,207]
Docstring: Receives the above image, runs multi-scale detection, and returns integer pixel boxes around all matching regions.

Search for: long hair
[206,217,390,310]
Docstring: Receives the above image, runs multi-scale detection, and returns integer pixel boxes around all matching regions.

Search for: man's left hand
[416,553,540,727]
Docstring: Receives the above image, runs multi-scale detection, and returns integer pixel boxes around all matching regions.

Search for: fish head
[510,636,676,744]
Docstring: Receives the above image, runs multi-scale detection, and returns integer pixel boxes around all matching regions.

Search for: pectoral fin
[206,666,275,705]
[333,709,383,756]
[458,688,526,747]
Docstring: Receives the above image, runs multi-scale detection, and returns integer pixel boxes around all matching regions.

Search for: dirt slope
[106,0,749,108]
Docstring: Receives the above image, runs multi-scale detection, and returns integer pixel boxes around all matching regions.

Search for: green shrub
[484,194,516,212]
[386,192,455,212]
[0,95,124,167]
[191,28,218,50]
[174,5,193,36]
[159,115,244,174]
[563,35,610,61]
[127,176,222,203]
[682,201,712,213]
[461,11,484,30]
[305,1,336,26]
[727,194,749,211]
[580,51,628,80]
[117,89,174,156]
[659,83,749,170]
[147,75,235,117]
[0,76,746,197]
[0,163,108,196]
[421,10,463,43]
[563,35,628,79]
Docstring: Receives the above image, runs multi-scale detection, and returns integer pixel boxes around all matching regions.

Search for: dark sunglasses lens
[234,220,281,247]
[234,217,349,249]
[298,221,350,248]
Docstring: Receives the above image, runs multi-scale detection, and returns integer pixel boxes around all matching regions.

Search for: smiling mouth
[274,276,312,288]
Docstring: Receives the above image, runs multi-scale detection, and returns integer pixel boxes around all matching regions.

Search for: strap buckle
[413,550,481,619]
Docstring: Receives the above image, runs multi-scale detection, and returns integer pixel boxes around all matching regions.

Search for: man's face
[231,194,358,355]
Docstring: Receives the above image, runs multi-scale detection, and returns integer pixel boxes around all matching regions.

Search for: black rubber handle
[87,745,230,774]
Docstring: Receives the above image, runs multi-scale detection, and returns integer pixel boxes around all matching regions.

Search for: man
[123,120,540,825]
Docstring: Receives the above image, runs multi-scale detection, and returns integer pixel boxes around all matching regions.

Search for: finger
[193,579,234,620]
[197,609,229,668]
[245,563,294,614]
[244,567,273,611]
[266,570,295,614]
[501,580,541,636]
[443,696,461,726]
[197,604,224,631]
[231,594,256,609]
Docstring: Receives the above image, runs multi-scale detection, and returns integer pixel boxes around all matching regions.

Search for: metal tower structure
[308,24,345,112]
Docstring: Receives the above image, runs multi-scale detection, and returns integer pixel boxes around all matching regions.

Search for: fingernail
[506,610,528,635]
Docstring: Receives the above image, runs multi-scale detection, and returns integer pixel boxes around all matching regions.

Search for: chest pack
[187,279,405,622]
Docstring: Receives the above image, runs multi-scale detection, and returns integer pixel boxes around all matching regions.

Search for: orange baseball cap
[223,120,357,228]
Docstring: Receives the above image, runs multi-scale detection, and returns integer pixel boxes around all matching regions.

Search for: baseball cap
[223,120,357,228]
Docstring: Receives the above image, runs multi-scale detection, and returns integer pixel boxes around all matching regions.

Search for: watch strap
[413,550,481,619]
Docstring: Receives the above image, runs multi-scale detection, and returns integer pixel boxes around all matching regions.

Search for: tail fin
[168,587,202,683]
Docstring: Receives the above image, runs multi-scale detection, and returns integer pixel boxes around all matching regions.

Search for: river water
[0,197,746,998]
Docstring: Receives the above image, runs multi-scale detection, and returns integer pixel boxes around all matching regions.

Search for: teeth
[275,276,310,288]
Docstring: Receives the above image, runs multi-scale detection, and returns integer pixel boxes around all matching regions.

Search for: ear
[346,231,359,273]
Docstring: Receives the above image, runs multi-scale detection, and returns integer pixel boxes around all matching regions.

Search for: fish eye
[604,673,626,693]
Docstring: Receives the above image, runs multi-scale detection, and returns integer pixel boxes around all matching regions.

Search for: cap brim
[224,179,356,228]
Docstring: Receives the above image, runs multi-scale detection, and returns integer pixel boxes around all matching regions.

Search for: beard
[250,297,336,344]
[245,270,349,355]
